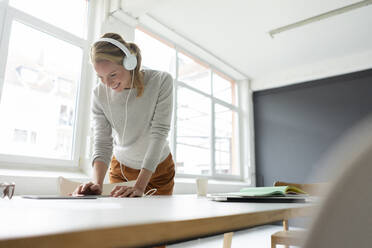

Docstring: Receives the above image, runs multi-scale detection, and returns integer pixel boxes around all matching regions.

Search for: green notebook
[227,186,307,197]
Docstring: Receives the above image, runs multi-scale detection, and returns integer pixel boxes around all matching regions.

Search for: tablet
[22,195,112,200]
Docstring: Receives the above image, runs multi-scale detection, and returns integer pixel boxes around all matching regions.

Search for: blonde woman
[73,33,175,199]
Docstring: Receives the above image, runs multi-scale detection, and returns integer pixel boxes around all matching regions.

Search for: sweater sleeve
[141,73,173,172]
[91,93,113,167]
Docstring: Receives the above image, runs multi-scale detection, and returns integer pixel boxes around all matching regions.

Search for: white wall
[252,49,372,91]
[101,16,135,41]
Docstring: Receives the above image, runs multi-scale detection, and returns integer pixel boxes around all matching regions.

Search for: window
[213,72,237,106]
[135,28,241,179]
[9,0,88,38]
[134,28,176,78]
[0,1,90,167]
[178,52,210,94]
[176,85,211,175]
[214,104,239,175]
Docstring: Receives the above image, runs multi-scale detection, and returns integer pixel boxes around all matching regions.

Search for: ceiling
[118,0,372,83]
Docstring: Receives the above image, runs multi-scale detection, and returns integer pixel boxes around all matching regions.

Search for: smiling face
[94,60,132,92]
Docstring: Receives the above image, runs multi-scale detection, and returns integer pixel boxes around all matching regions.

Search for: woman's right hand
[71,182,102,196]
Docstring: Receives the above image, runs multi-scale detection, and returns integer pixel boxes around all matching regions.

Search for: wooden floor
[170,225,303,248]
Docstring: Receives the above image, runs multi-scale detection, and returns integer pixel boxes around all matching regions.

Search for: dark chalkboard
[253,69,372,187]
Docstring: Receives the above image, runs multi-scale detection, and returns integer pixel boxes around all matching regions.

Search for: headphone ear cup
[123,55,137,70]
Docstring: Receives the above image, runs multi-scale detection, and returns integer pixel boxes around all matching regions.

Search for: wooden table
[0,195,315,248]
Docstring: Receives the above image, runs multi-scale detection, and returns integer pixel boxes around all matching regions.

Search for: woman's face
[94,60,132,92]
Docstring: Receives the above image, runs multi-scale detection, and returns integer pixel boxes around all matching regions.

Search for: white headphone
[97,37,137,71]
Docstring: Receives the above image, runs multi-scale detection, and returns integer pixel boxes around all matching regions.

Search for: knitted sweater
[91,69,173,172]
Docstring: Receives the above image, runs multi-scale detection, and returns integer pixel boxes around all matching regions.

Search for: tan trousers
[109,153,175,248]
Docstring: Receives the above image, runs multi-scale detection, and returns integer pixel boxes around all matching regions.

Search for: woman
[73,32,175,198]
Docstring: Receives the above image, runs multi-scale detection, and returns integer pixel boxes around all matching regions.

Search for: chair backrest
[58,177,81,196]
[273,181,328,196]
[303,117,372,248]
[58,176,136,196]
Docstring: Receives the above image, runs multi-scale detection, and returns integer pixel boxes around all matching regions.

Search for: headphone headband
[97,37,137,70]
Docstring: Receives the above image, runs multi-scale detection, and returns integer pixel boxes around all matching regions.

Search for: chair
[273,116,372,248]
[302,120,372,248]
[270,181,326,248]
[58,176,135,196]
[223,232,234,248]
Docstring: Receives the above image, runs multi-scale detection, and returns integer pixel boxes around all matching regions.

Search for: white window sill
[0,167,89,180]
[0,168,252,195]
[174,177,251,186]
[174,177,252,194]
[0,168,90,196]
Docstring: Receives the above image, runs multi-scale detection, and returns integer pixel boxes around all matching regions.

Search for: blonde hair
[90,33,144,97]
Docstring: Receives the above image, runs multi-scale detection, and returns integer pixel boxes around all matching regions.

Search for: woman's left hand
[110,185,145,197]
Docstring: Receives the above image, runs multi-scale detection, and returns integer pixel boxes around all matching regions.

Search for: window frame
[0,1,93,170]
[174,79,242,181]
[135,27,244,181]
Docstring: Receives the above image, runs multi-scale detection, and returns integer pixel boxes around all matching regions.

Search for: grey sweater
[91,69,173,172]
